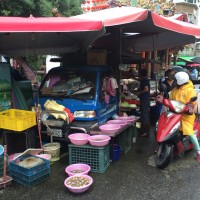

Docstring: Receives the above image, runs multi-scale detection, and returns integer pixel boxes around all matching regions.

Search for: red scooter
[155,95,200,169]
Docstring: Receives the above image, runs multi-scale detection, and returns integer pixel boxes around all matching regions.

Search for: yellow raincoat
[170,80,197,135]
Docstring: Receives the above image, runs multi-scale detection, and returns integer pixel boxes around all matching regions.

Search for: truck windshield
[40,70,96,100]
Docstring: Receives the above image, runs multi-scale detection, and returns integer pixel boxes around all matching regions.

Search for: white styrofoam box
[195,89,200,114]
[194,84,200,89]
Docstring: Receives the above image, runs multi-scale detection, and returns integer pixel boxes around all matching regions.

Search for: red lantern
[87,6,90,11]
[87,0,90,4]
[92,0,96,2]
[82,7,86,11]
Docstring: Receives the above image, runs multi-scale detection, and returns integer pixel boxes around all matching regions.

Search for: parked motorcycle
[155,92,200,169]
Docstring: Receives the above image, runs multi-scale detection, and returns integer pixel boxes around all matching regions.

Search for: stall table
[119,105,140,117]
[90,118,139,154]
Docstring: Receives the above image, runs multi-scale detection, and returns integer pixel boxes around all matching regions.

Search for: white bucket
[43,142,60,162]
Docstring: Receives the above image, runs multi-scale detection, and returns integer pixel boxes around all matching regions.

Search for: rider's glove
[185,103,194,115]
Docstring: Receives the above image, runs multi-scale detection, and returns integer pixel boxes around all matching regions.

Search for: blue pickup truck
[37,65,119,141]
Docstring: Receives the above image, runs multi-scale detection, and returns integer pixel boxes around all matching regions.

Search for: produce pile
[120,101,137,108]
[66,176,90,187]
[18,157,43,168]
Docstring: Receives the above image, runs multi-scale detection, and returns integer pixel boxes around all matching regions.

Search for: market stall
[2,6,200,191]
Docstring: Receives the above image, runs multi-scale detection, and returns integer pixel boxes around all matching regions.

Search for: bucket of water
[113,145,120,161]
[43,142,60,162]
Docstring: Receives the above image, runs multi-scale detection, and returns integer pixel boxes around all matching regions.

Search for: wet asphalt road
[1,126,200,200]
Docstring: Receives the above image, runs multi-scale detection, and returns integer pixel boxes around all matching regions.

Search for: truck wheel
[155,143,173,169]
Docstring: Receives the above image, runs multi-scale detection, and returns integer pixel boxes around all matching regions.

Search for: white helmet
[175,71,189,85]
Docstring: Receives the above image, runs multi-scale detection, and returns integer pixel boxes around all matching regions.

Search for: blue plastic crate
[0,154,8,165]
[10,155,50,176]
[12,173,50,187]
[0,168,9,176]
[0,163,9,171]
[0,155,9,175]
[69,144,111,173]
[10,167,50,182]
[0,162,9,169]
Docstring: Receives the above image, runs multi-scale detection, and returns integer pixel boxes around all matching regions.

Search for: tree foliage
[0,0,84,17]
[0,0,84,71]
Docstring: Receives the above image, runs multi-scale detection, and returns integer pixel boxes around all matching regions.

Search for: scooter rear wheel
[155,143,173,169]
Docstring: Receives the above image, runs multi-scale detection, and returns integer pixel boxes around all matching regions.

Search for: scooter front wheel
[155,143,173,169]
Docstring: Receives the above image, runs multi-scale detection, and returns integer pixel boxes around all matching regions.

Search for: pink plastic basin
[107,120,128,127]
[88,135,111,147]
[65,163,91,176]
[99,124,121,134]
[35,154,51,161]
[68,133,90,145]
[64,174,93,194]
[117,116,135,124]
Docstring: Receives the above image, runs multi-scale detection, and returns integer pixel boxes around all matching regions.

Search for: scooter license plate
[50,129,63,137]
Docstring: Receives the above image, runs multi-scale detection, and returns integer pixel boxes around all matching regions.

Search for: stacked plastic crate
[68,144,111,173]
[0,154,9,176]
[10,155,50,187]
[0,63,12,111]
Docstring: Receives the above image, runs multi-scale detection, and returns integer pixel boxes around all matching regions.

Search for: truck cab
[37,65,119,141]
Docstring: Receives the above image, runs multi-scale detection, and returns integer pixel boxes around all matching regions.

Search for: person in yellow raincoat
[170,71,200,162]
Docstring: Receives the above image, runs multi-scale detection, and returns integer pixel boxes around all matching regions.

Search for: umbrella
[191,57,200,64]
[73,7,200,52]
[0,16,105,56]
[170,66,188,73]
[187,63,200,67]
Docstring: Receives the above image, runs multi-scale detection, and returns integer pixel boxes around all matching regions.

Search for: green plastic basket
[68,144,111,173]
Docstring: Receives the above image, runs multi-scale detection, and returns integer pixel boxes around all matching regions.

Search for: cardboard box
[87,49,107,65]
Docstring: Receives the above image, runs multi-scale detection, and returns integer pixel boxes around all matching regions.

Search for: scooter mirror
[189,96,197,103]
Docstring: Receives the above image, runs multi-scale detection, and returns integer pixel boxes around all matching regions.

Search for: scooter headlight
[74,110,96,118]
[170,100,185,113]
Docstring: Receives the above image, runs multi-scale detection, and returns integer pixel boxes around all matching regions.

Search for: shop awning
[191,57,200,64]
[171,61,186,66]
[169,13,188,22]
[178,56,195,62]
[0,16,105,56]
[73,7,200,52]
